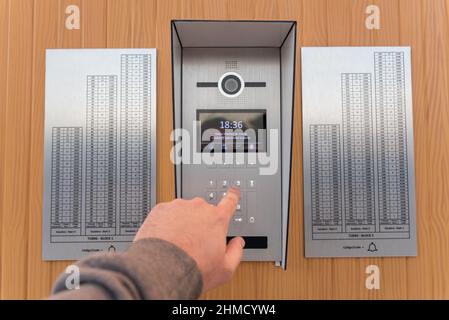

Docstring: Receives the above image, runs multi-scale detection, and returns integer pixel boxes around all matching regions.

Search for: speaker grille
[216,90,247,106]
[225,60,238,69]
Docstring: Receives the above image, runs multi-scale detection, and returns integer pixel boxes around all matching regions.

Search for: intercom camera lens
[221,75,241,95]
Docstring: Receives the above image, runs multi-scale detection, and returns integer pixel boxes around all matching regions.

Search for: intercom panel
[171,20,296,267]
[182,48,282,261]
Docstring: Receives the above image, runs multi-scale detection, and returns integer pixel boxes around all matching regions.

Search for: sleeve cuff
[51,238,203,300]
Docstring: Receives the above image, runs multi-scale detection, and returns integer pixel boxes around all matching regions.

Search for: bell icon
[367,242,378,252]
[108,245,116,252]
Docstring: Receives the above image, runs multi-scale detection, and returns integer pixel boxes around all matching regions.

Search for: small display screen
[197,109,267,152]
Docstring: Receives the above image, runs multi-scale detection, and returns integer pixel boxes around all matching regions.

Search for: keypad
[205,176,257,224]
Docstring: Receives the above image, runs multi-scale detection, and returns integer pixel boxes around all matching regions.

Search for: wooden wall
[1,0,449,299]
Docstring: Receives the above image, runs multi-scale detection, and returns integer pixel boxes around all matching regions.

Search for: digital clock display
[197,109,267,152]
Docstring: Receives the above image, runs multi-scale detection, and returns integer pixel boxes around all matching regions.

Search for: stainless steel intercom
[171,20,296,268]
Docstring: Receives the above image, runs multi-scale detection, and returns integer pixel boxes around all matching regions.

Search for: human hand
[134,186,245,292]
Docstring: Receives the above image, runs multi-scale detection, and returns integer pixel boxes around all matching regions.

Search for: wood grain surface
[0,0,448,299]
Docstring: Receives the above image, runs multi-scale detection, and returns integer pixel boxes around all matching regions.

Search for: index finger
[217,186,240,220]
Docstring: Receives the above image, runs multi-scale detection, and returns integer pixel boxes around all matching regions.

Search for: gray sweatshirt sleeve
[49,238,203,300]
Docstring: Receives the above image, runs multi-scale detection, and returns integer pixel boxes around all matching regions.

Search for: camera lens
[221,75,241,95]
[218,72,245,98]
